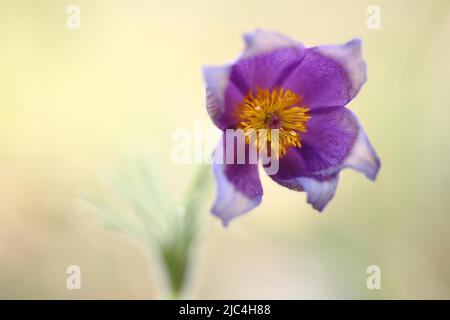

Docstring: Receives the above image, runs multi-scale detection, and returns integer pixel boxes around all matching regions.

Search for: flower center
[235,87,311,157]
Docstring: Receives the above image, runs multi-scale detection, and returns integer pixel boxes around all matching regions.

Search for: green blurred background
[0,0,449,299]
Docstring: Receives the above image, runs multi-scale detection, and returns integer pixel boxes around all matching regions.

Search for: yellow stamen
[234,87,311,158]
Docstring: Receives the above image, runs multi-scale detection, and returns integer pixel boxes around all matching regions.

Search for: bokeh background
[1,0,449,299]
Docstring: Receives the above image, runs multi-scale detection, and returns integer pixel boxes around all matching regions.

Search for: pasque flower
[203,30,380,226]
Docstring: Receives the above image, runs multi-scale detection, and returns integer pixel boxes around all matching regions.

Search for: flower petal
[267,172,339,212]
[263,145,339,211]
[241,29,304,59]
[297,175,339,211]
[281,39,366,108]
[320,112,380,180]
[203,64,237,129]
[229,46,305,95]
[315,39,367,101]
[301,107,359,172]
[342,125,380,180]
[211,136,263,226]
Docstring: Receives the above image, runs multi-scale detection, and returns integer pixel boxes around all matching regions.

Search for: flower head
[203,30,380,226]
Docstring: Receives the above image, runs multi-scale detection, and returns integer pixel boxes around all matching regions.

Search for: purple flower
[203,30,380,226]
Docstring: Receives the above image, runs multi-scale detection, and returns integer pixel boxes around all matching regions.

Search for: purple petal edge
[211,137,263,226]
[314,38,367,102]
[320,114,381,180]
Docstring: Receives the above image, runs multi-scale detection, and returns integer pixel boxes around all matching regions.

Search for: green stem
[160,240,192,299]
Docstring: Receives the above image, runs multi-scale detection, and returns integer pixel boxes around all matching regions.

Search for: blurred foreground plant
[84,158,211,298]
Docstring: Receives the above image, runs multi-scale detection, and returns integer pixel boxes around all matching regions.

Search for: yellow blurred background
[0,0,449,299]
